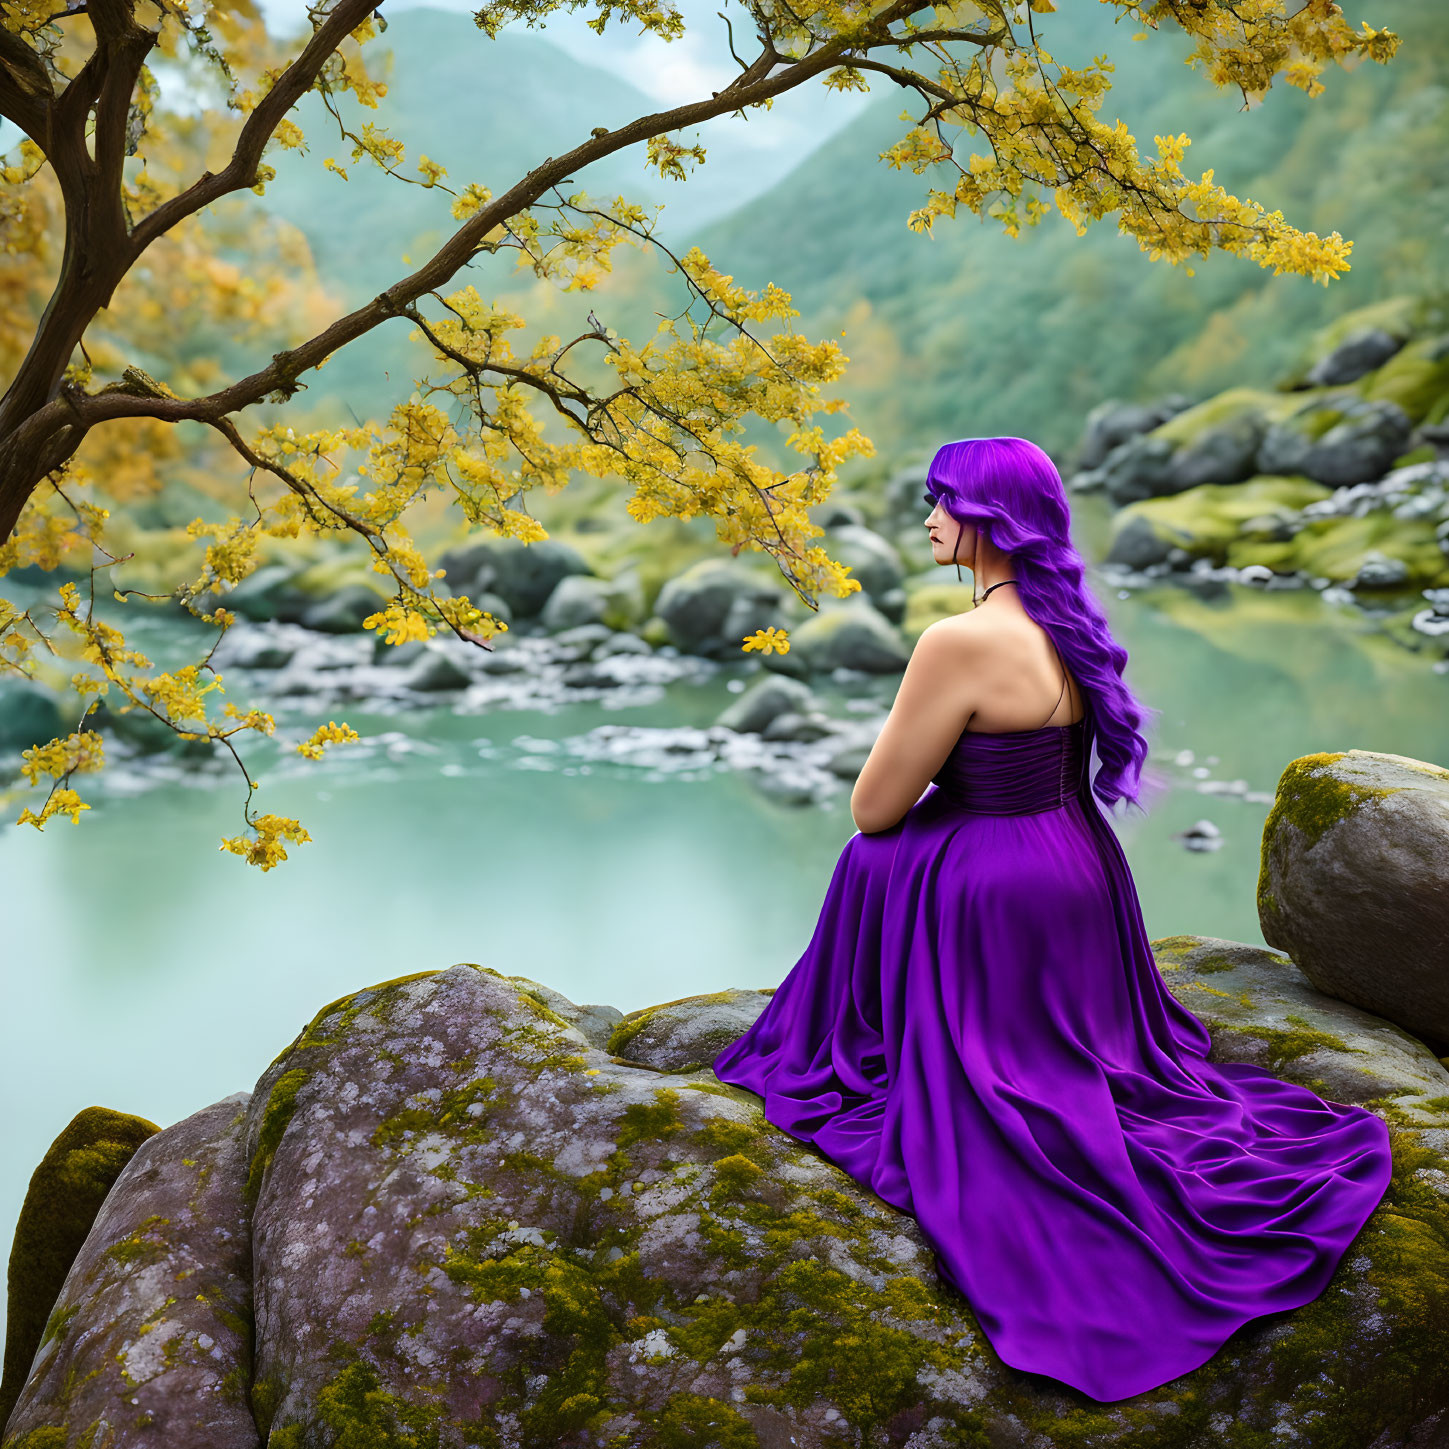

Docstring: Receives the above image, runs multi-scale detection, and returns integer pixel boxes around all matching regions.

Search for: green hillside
[681,0,1449,469]
[244,0,1447,483]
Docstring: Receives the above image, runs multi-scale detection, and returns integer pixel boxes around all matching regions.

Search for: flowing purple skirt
[712,717,1393,1401]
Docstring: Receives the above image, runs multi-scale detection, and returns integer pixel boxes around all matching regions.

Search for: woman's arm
[850,621,980,834]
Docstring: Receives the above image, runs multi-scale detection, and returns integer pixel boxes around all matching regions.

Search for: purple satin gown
[712,684,1394,1402]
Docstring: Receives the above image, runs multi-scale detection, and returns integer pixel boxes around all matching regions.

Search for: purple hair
[924,436,1158,814]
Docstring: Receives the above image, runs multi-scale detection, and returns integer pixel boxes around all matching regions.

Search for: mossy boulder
[1,1099,255,1448]
[766,598,909,677]
[1109,475,1332,567]
[1258,749,1449,1049]
[1256,394,1414,487]
[1149,937,1449,1122]
[9,956,1449,1446]
[0,1107,160,1431]
[606,989,779,1073]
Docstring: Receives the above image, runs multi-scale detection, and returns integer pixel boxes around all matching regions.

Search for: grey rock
[300,584,385,634]
[438,538,594,618]
[228,637,294,670]
[825,740,874,779]
[1105,514,1179,570]
[560,660,618,688]
[1351,550,1410,590]
[1257,396,1415,487]
[223,564,311,624]
[760,710,840,743]
[1077,395,1195,470]
[1238,514,1296,544]
[824,525,906,605]
[371,636,428,667]
[779,599,909,675]
[540,574,613,632]
[405,649,472,692]
[1167,413,1267,489]
[1259,749,1449,1046]
[490,539,594,618]
[12,954,1449,1443]
[0,679,64,755]
[552,622,616,659]
[1089,432,1180,506]
[435,539,501,597]
[715,675,815,734]
[594,632,652,657]
[496,973,623,1052]
[817,502,867,528]
[882,458,932,522]
[1306,327,1407,387]
[472,590,513,629]
[609,987,779,1072]
[1151,938,1449,1124]
[876,586,907,624]
[3,1094,258,1448]
[655,560,788,659]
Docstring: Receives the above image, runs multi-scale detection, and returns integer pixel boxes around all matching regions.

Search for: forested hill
[255,1,1448,471]
[683,0,1449,465]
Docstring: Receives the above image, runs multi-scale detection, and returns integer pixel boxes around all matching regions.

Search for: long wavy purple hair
[925,436,1158,813]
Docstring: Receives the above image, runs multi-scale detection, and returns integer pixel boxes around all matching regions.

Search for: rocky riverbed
[1076,294,1449,658]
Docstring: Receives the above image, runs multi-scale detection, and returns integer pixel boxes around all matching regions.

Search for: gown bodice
[931,719,1087,815]
[930,623,1087,815]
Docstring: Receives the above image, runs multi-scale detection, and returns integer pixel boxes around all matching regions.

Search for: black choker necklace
[979,579,1019,601]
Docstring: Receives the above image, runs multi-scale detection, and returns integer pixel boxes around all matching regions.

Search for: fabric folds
[712,712,1393,1402]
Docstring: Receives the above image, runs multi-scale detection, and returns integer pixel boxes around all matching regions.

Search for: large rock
[1075,395,1195,471]
[714,675,815,734]
[3,1096,257,1447]
[1149,936,1449,1122]
[300,583,386,634]
[0,680,64,758]
[1306,326,1407,387]
[823,525,906,613]
[770,599,909,676]
[223,563,312,624]
[438,537,593,619]
[0,1107,160,1430]
[540,571,645,634]
[654,560,789,659]
[1258,749,1449,1048]
[1257,395,1415,487]
[7,951,1449,1445]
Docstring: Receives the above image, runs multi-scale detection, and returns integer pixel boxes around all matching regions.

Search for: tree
[0,0,1399,868]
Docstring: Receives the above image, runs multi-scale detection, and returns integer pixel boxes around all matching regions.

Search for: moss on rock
[1115,475,1333,565]
[1256,753,1400,925]
[0,1106,160,1429]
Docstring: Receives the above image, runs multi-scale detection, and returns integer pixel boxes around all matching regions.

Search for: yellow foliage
[297,721,361,761]
[0,0,1402,865]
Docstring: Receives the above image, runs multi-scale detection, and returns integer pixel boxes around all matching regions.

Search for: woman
[711,436,1393,1402]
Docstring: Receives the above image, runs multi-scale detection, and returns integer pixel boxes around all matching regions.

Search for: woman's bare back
[939,611,1084,734]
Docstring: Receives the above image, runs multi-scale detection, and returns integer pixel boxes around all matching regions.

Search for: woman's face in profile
[925,494,975,567]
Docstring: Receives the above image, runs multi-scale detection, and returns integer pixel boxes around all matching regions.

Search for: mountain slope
[681,0,1449,465]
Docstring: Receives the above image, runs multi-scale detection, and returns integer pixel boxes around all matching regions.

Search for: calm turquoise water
[2,578,1445,1337]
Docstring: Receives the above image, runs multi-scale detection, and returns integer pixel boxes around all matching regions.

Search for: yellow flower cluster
[742,627,791,656]
[219,814,313,872]
[297,721,360,761]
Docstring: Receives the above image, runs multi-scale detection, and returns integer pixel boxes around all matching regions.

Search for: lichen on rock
[0,1106,160,1431]
[6,946,1449,1447]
